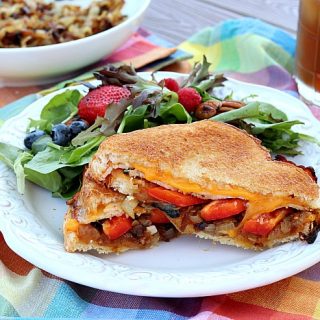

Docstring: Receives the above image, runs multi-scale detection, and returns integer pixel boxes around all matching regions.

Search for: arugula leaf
[24,145,92,174]
[211,101,319,155]
[0,143,64,194]
[60,135,105,163]
[159,102,192,124]
[28,119,48,131]
[246,119,303,135]
[117,105,149,133]
[28,90,82,132]
[24,147,67,174]
[53,166,84,198]
[246,119,320,155]
[298,133,320,146]
[24,167,62,193]
[152,91,192,124]
[20,134,103,197]
[180,56,226,93]
[194,86,222,103]
[31,135,53,154]
[94,64,142,86]
[71,117,104,146]
[211,101,288,123]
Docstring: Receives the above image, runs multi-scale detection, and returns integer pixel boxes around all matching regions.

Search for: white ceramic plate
[0,0,150,87]
[1,72,320,298]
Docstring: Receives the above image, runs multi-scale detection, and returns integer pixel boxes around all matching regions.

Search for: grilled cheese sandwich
[64,120,320,252]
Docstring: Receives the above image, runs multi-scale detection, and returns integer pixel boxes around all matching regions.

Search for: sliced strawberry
[78,85,131,124]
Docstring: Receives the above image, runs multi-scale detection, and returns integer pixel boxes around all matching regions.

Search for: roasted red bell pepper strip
[242,207,293,236]
[150,208,170,224]
[102,215,132,240]
[147,187,207,207]
[200,199,247,221]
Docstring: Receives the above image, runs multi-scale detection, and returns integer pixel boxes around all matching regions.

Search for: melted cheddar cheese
[133,164,309,234]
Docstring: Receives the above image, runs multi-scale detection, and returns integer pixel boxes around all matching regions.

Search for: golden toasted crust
[89,121,319,206]
[194,232,300,251]
[70,171,126,223]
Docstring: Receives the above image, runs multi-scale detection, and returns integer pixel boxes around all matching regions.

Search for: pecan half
[194,100,221,119]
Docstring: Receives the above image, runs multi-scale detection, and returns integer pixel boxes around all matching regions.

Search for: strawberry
[78,85,131,124]
[163,78,180,92]
[177,87,202,113]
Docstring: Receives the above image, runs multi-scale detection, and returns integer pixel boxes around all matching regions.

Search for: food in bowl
[0,0,125,48]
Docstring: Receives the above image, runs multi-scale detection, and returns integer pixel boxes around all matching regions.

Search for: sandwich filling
[66,158,320,252]
[64,169,179,253]
[127,161,319,249]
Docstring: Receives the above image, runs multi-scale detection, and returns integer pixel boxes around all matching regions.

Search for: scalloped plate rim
[1,72,320,297]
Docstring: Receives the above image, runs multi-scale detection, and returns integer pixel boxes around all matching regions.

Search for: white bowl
[0,0,150,87]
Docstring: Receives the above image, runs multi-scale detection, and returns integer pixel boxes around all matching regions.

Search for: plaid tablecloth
[1,18,320,319]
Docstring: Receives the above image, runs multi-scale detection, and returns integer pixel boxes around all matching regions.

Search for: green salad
[0,56,318,199]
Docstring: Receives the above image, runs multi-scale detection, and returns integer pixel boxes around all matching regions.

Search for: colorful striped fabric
[179,18,296,90]
[2,18,320,319]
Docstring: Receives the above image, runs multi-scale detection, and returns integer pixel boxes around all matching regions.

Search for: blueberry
[24,130,46,149]
[51,124,72,146]
[69,120,89,137]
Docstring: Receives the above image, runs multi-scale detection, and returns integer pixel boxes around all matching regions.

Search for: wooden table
[142,0,299,44]
[0,0,299,107]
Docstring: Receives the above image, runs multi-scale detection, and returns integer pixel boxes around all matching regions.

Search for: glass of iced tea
[296,0,320,106]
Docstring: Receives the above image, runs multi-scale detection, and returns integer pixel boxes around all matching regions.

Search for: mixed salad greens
[0,56,318,199]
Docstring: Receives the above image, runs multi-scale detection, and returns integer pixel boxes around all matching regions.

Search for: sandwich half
[64,164,179,254]
[64,120,320,252]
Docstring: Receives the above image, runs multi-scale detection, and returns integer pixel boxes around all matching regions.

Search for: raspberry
[163,78,180,92]
[78,85,130,124]
[178,87,202,113]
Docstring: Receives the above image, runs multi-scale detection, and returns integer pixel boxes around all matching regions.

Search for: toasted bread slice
[89,120,319,208]
[71,171,126,224]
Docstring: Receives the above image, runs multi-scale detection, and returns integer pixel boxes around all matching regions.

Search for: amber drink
[296,0,320,105]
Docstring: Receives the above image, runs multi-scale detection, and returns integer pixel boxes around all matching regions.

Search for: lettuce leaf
[14,152,33,193]
[0,142,23,168]
[211,102,319,155]
[25,167,62,193]
[158,102,192,124]
[0,133,102,198]
[211,101,288,123]
[117,91,192,133]
[28,90,82,132]
[117,105,149,133]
